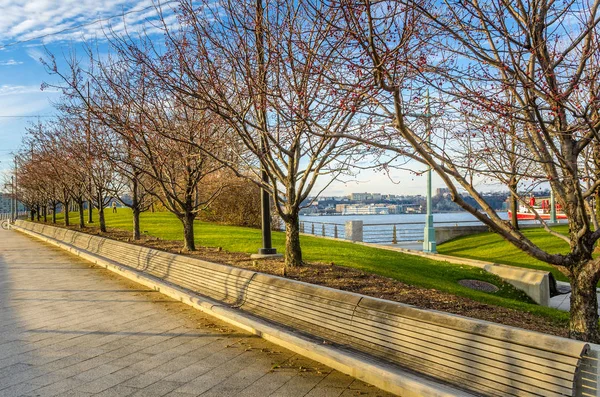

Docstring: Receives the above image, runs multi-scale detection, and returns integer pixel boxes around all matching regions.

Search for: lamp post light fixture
[9,177,14,222]
[422,91,436,253]
[408,90,436,253]
[251,138,283,260]
[257,164,278,256]
[550,188,557,224]
[250,0,282,261]
[13,156,18,222]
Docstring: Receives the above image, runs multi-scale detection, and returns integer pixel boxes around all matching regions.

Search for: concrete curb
[13,225,474,397]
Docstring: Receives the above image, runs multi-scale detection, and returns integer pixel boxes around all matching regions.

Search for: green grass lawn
[438,226,572,282]
[45,208,569,325]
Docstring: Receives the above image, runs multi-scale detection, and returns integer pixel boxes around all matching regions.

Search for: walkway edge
[12,225,474,397]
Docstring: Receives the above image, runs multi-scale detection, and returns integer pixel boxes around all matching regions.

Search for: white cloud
[0,85,43,96]
[0,59,23,66]
[0,0,176,47]
[25,47,45,64]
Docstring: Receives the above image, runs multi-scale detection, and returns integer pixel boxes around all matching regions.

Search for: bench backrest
[17,220,589,397]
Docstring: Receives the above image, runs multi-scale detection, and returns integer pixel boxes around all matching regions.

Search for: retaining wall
[435,225,490,244]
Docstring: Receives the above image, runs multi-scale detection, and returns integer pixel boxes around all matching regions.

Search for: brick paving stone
[0,228,393,397]
[93,385,137,397]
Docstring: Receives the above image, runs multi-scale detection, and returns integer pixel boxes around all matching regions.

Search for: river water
[300,211,508,225]
[299,211,510,243]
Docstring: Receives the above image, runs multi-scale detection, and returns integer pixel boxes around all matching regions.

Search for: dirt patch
[37,222,568,337]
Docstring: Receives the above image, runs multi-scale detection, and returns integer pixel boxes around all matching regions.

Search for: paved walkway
[549,281,600,313]
[0,228,392,397]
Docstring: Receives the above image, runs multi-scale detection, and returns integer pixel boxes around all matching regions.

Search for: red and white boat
[507,197,568,221]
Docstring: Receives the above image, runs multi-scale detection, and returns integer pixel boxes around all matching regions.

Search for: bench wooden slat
[87,244,252,304]
[242,291,357,333]
[352,306,580,374]
[343,320,576,393]
[357,297,587,360]
[244,281,358,316]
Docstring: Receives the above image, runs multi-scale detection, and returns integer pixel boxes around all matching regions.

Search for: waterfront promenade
[0,228,391,397]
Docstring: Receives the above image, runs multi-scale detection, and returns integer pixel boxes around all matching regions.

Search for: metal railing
[300,219,484,244]
[363,223,423,244]
[300,221,344,239]
[0,211,27,221]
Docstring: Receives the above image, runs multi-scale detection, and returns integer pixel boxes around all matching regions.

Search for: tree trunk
[97,192,107,232]
[510,196,519,229]
[284,215,303,268]
[98,206,107,233]
[181,212,196,251]
[570,262,600,342]
[596,192,600,224]
[88,200,93,223]
[52,204,56,224]
[132,177,141,240]
[508,178,519,230]
[132,207,141,240]
[595,143,600,223]
[30,209,34,221]
[36,205,40,221]
[78,200,85,228]
[43,205,47,223]
[64,201,70,226]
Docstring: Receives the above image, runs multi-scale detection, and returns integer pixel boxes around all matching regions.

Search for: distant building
[405,205,423,214]
[371,193,382,201]
[299,205,319,215]
[385,205,402,214]
[0,193,24,213]
[335,204,347,213]
[350,192,370,201]
[0,194,10,213]
[436,188,451,197]
[342,204,389,215]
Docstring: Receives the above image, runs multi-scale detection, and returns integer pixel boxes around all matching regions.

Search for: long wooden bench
[15,220,590,397]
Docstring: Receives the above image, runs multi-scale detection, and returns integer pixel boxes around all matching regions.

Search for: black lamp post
[251,0,282,259]
[258,165,276,255]
[252,139,282,259]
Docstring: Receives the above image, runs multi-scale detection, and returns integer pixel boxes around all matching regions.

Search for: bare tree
[116,0,369,268]
[46,49,230,251]
[57,115,116,232]
[105,132,154,240]
[457,96,538,229]
[334,0,600,341]
[25,120,82,227]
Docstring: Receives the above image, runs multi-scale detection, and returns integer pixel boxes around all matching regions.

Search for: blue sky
[0,0,174,181]
[0,0,443,196]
